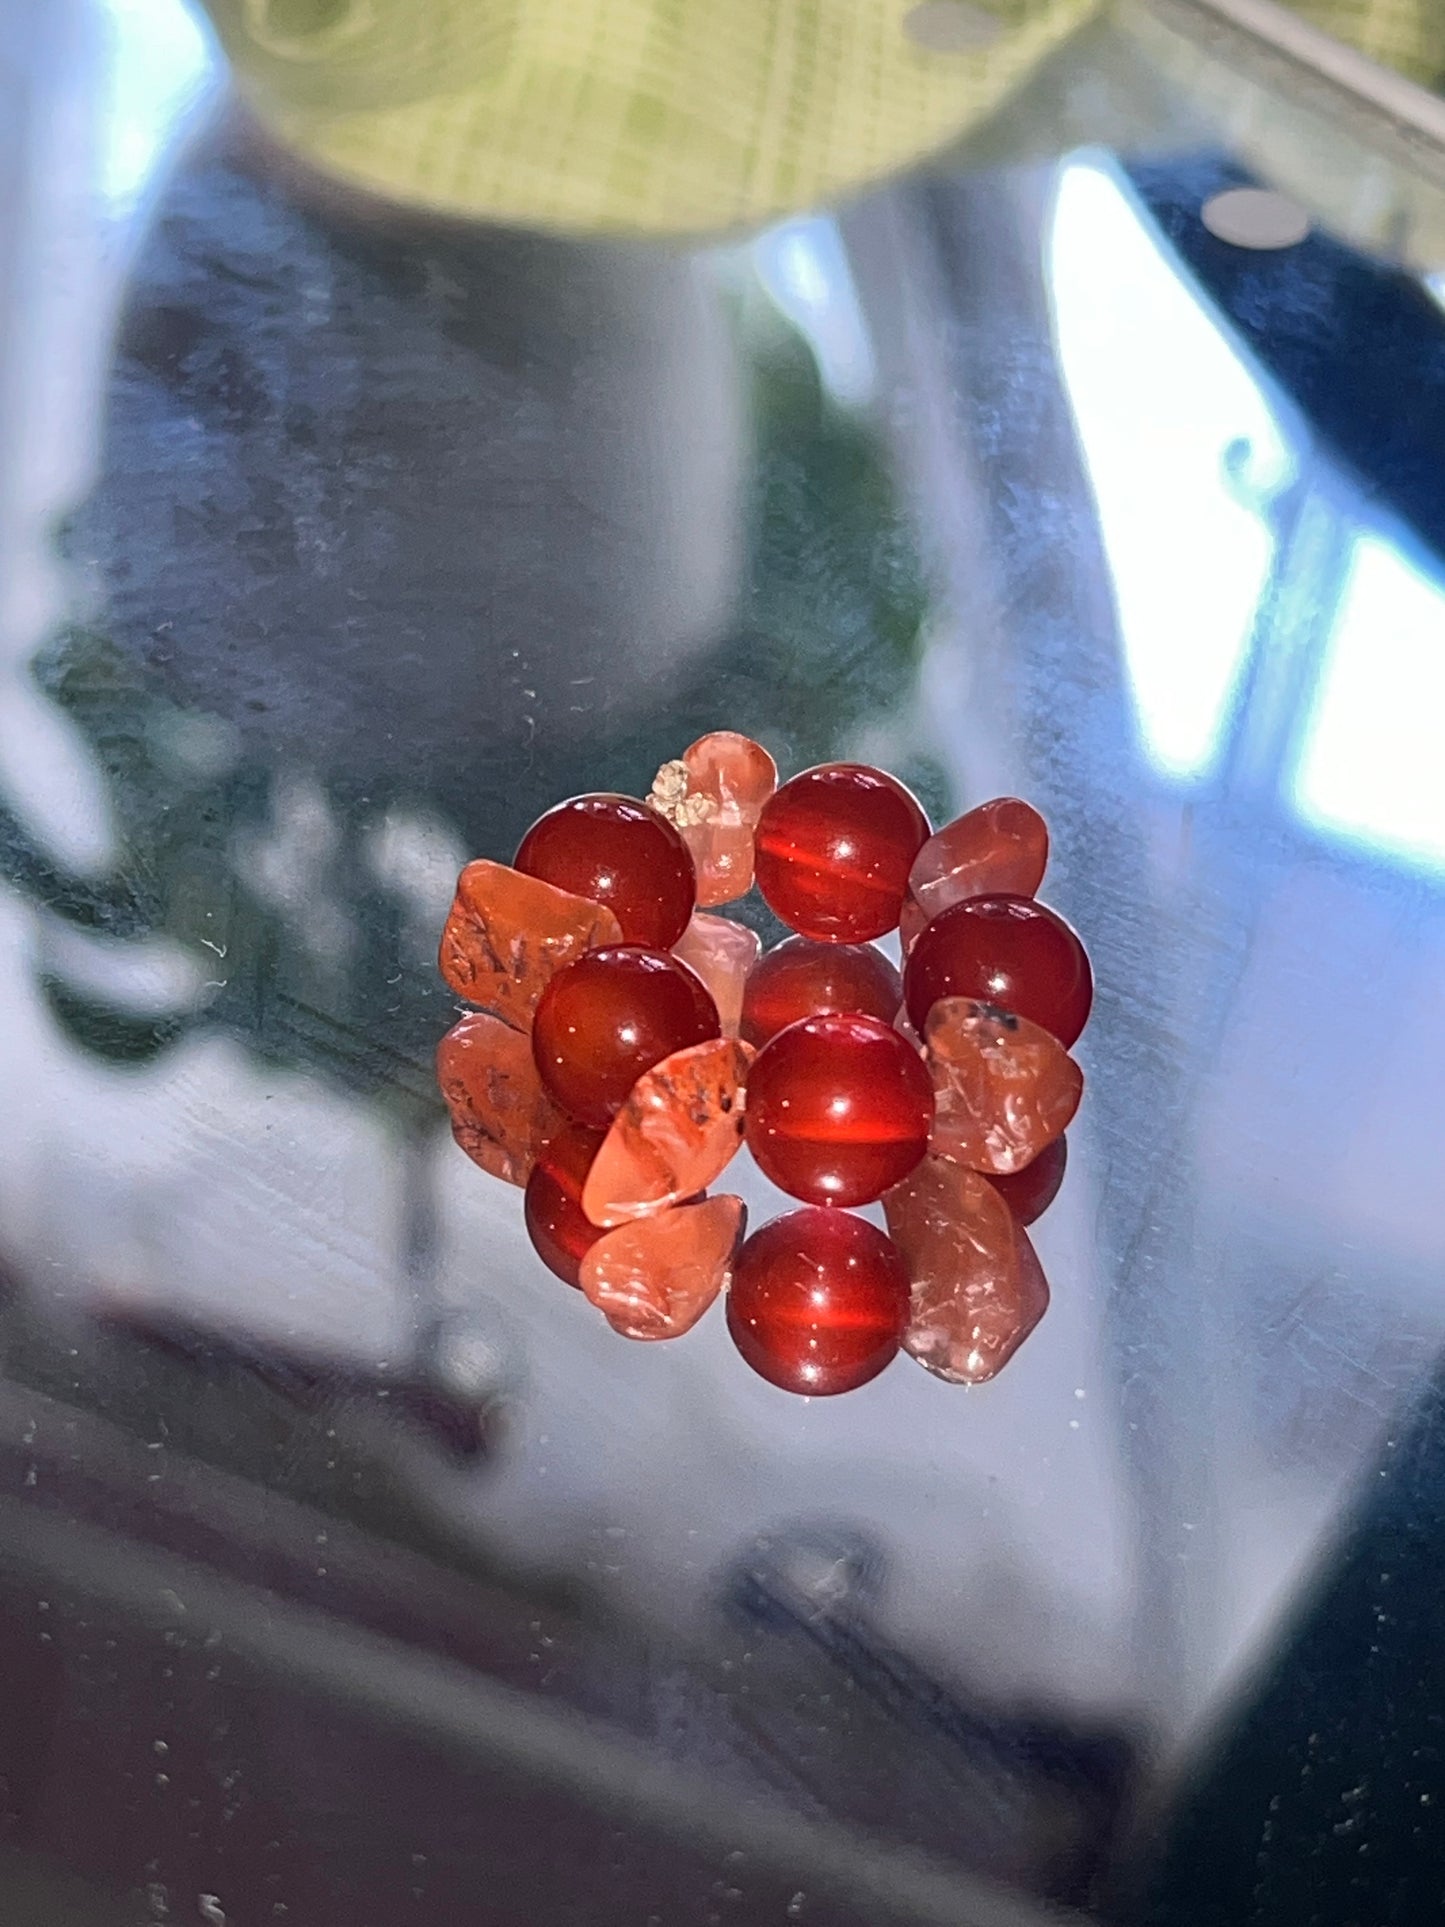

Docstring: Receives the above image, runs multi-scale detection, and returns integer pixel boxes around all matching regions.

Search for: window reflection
[1292,531,1445,872]
[753,216,878,408]
[1048,156,1294,782]
[100,0,215,209]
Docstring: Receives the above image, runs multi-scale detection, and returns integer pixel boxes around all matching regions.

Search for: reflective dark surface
[5,3,1445,1922]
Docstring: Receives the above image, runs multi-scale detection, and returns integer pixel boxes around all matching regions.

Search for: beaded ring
[436,734,1090,1397]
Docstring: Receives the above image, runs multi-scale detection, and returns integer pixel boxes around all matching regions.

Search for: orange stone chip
[650,732,777,907]
[438,858,622,1029]
[908,797,1048,924]
[581,1195,747,1340]
[885,1157,1046,1384]
[436,1010,563,1186]
[581,1036,753,1228]
[672,912,762,1038]
[926,996,1082,1175]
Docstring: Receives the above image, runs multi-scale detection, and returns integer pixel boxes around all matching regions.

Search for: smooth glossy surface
[514,793,696,950]
[523,1123,607,1288]
[987,1133,1068,1226]
[581,1037,751,1226]
[727,1208,911,1396]
[739,934,904,1048]
[439,858,623,1028]
[531,945,720,1129]
[908,797,1049,927]
[754,763,929,942]
[926,997,1083,1174]
[580,1194,746,1340]
[435,1009,563,1186]
[745,1013,935,1206]
[905,894,1094,1046]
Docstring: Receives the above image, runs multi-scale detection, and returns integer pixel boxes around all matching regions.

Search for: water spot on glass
[1201,189,1311,251]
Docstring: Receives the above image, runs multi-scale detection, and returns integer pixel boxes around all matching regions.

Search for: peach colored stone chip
[906,797,1049,935]
[436,1010,563,1186]
[673,912,762,1038]
[438,858,622,1029]
[926,996,1082,1175]
[581,1195,747,1340]
[582,1036,753,1228]
[649,732,777,907]
[885,1158,1045,1385]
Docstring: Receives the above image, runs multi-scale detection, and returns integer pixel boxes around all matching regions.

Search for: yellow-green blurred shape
[199,0,1097,232]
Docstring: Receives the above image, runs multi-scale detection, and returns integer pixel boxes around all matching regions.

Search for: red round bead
[739,936,903,1049]
[904,894,1092,1046]
[728,1207,910,1396]
[524,1123,606,1287]
[532,945,720,1129]
[515,793,696,949]
[987,1133,1068,1225]
[754,763,929,943]
[745,1012,934,1206]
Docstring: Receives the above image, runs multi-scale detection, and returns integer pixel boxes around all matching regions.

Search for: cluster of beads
[436,733,1089,1395]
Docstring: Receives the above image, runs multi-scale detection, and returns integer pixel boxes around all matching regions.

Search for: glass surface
[4,3,1445,1922]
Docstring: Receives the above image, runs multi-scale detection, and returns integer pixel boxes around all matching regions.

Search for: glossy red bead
[532,945,720,1129]
[515,793,696,949]
[987,1133,1068,1226]
[739,936,903,1049]
[745,1012,934,1207]
[523,1123,606,1287]
[754,763,929,943]
[727,1207,910,1396]
[904,894,1093,1046]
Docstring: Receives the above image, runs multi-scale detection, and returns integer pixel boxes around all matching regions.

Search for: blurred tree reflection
[2,182,933,1102]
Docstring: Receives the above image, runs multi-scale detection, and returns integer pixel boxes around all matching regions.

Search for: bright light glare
[1293,534,1445,871]
[1049,159,1293,780]
[100,0,216,208]
[753,217,878,407]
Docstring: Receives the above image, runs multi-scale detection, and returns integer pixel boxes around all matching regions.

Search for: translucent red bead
[440,753,1088,1391]
[728,1207,911,1396]
[904,893,1093,1046]
[754,763,929,943]
[745,1012,935,1207]
[532,944,720,1129]
[987,1134,1068,1226]
[523,1123,606,1287]
[515,793,696,950]
[739,935,903,1049]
